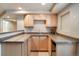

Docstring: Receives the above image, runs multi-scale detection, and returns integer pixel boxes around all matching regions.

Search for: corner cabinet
[24,15,33,27]
[46,14,57,27]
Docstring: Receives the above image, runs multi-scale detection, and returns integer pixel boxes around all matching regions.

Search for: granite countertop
[0,32,24,42]
[0,33,77,43]
[49,34,78,44]
[2,34,31,43]
[2,33,49,43]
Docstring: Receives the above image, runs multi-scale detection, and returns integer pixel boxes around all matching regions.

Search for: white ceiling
[0,3,70,14]
[0,3,53,12]
[51,3,70,13]
[0,3,54,19]
[0,3,70,19]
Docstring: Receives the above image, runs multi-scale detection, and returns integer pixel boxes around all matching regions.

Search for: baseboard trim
[31,50,56,52]
[31,50,48,52]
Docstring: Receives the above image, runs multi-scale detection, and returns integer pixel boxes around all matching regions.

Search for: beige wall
[56,3,79,56]
[10,21,17,31]
[0,20,17,32]
[57,4,79,37]
[56,35,77,56]
[17,16,24,30]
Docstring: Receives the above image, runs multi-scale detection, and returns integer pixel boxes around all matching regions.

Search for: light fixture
[7,16,10,18]
[41,3,46,5]
[18,7,22,10]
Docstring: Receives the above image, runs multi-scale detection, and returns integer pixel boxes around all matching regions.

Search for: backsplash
[25,27,51,33]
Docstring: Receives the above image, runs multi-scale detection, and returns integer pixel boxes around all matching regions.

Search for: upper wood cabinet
[51,14,57,27]
[24,14,57,27]
[32,14,53,27]
[46,14,57,27]
[45,15,52,27]
[32,14,46,20]
[24,15,33,27]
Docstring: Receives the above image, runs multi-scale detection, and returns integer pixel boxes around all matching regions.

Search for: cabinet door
[27,37,39,56]
[24,15,33,27]
[39,37,48,51]
[31,37,39,51]
[51,15,57,27]
[46,15,52,27]
[30,36,49,51]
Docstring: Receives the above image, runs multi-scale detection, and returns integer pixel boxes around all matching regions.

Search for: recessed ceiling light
[18,7,22,10]
[41,3,46,5]
[7,16,10,18]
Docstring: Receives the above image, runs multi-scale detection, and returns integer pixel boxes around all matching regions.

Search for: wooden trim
[52,50,56,52]
[31,50,56,52]
[61,11,70,17]
[24,26,33,28]
[50,3,56,11]
[31,50,48,52]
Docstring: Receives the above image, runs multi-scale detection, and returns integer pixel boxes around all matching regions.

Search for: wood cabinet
[46,15,52,27]
[46,14,57,27]
[39,37,49,51]
[27,35,52,56]
[30,36,48,51]
[32,14,46,20]
[32,14,52,27]
[51,14,57,27]
[24,15,33,27]
[24,14,57,28]
[31,37,39,51]
[24,14,52,27]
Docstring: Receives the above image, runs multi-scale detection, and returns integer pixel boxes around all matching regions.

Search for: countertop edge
[56,32,79,40]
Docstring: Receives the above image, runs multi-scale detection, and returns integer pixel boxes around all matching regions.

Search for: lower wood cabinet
[30,37,49,51]
[1,40,28,56]
[27,35,52,56]
[39,37,49,51]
